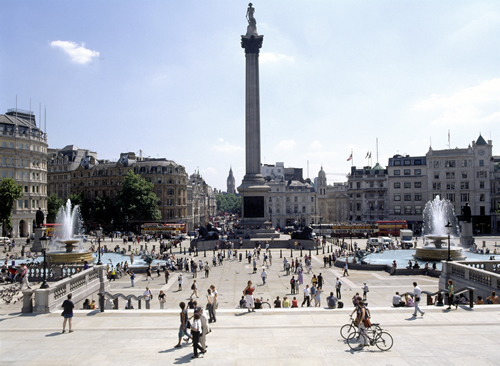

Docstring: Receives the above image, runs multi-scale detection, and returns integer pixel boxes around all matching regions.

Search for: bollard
[184,248,186,255]
[99,293,105,313]
[239,253,242,262]
[280,249,282,258]
[300,249,303,257]
[291,249,293,258]
[138,300,142,310]
[113,298,119,310]
[140,245,144,251]
[128,245,132,252]
[128,299,132,309]
[322,247,325,254]
[170,247,172,254]
[469,288,474,308]
[309,249,312,257]
[316,247,319,255]
[483,241,486,248]
[204,249,206,257]
[152,245,156,251]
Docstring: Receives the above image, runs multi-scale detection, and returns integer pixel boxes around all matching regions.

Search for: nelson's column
[238,3,270,227]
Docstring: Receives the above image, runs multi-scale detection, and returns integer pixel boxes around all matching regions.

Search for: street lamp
[40,236,49,289]
[95,225,103,265]
[445,221,453,261]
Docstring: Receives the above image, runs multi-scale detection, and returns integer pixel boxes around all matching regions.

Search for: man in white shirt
[335,278,342,299]
[412,282,425,316]
[143,287,152,309]
[261,269,267,285]
[392,292,405,307]
[301,285,311,307]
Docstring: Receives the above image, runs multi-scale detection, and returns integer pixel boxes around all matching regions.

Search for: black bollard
[322,247,325,254]
[99,293,105,313]
[280,249,282,258]
[239,253,242,262]
[204,249,206,257]
[291,249,293,257]
[309,248,312,257]
[316,247,319,255]
[184,248,186,255]
[300,249,303,257]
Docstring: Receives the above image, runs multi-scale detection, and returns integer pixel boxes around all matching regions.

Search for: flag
[347,153,352,161]
[365,151,370,158]
[368,152,371,159]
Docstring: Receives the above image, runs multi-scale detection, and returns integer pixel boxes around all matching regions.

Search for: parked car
[0,237,12,246]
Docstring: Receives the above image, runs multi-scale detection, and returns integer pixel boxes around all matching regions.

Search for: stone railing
[21,265,110,313]
[26,264,86,282]
[440,260,500,299]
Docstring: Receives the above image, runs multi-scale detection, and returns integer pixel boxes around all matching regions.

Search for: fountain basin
[48,251,95,264]
[414,247,466,261]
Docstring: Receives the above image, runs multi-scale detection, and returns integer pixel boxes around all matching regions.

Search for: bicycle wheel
[346,331,363,351]
[261,302,271,309]
[374,331,393,351]
[340,324,355,339]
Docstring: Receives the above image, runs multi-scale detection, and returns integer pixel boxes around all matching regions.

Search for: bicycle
[346,325,393,351]
[340,317,381,339]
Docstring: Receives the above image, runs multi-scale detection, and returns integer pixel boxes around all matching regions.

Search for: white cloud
[211,141,243,153]
[260,52,294,63]
[310,140,323,149]
[202,167,217,176]
[50,40,100,64]
[275,139,296,151]
[413,78,500,126]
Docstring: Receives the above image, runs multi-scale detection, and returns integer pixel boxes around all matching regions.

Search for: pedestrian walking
[362,282,369,301]
[164,269,169,284]
[190,313,206,358]
[158,290,166,309]
[143,287,152,309]
[20,264,31,290]
[301,284,311,307]
[343,261,349,276]
[412,282,425,317]
[178,273,183,291]
[290,276,296,295]
[447,279,454,310]
[335,277,342,299]
[174,302,192,348]
[130,271,135,287]
[243,280,255,312]
[61,293,74,333]
[261,268,267,285]
[204,262,210,278]
[207,288,216,323]
[191,280,199,298]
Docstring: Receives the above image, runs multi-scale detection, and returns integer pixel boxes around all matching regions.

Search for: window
[462,172,467,178]
[477,171,487,178]
[446,172,455,179]
[356,193,361,197]
[404,182,411,188]
[434,173,439,179]
[433,182,441,190]
[394,160,401,166]
[461,160,467,167]
[415,193,422,201]
[479,160,484,167]
[414,159,422,165]
[461,182,469,189]
[404,169,411,175]
[414,182,421,188]
[460,193,469,202]
[404,160,411,166]
[394,170,400,175]
[404,194,411,201]
[480,194,485,202]
[369,182,374,188]
[479,181,485,189]
[445,160,456,168]
[394,182,401,189]
[446,183,455,190]
[394,194,401,201]
[405,206,412,214]
[414,169,421,175]
[415,205,422,214]
[356,203,361,211]
[446,193,455,202]
[434,161,439,168]
[394,206,401,215]
[356,182,361,188]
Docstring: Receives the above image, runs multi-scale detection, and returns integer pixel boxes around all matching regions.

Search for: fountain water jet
[47,199,94,264]
[414,196,466,261]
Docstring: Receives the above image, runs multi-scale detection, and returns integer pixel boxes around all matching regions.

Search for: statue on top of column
[246,3,258,36]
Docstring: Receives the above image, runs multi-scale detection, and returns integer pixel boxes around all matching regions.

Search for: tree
[117,170,161,223]
[0,178,23,234]
[216,193,241,215]
[68,192,92,222]
[47,194,64,223]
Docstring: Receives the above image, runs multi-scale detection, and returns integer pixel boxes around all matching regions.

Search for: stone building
[491,156,500,233]
[48,145,97,201]
[71,152,188,228]
[0,109,48,237]
[347,164,389,223]
[426,135,493,233]
[387,155,427,233]
[316,167,350,224]
[189,171,216,228]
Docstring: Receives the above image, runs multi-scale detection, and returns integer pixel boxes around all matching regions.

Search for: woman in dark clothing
[62,293,74,333]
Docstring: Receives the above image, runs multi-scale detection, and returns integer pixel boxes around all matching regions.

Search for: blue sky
[2,1,500,191]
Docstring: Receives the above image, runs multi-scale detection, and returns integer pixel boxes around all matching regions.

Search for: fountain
[414,196,466,261]
[47,199,94,264]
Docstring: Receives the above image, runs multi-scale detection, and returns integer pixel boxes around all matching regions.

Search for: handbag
[363,318,372,328]
[61,311,64,317]
[186,320,192,329]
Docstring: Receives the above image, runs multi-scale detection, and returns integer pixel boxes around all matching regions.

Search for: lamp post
[95,225,103,265]
[40,236,49,289]
[445,221,452,261]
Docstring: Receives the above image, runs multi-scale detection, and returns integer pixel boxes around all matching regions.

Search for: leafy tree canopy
[47,193,64,223]
[117,170,161,223]
[216,193,241,215]
[0,178,23,233]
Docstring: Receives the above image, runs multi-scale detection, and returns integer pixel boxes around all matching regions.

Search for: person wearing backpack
[290,276,296,295]
[336,277,342,299]
[363,283,369,301]
[191,280,199,298]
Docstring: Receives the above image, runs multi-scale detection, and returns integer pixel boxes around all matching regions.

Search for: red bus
[375,221,408,236]
[141,223,186,235]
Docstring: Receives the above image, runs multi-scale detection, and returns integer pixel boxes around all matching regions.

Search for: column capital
[241,35,263,54]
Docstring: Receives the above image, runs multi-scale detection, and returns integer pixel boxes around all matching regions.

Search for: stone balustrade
[22,265,110,313]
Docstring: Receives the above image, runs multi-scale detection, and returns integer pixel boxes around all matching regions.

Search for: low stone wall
[333,261,441,278]
[191,239,320,251]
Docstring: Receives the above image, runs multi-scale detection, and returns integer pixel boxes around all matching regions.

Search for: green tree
[92,195,118,226]
[47,193,64,223]
[216,193,241,215]
[68,192,92,222]
[0,178,23,234]
[117,170,161,224]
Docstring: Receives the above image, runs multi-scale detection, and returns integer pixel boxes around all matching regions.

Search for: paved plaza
[1,242,500,365]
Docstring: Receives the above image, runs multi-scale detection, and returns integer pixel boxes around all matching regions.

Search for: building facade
[316,167,350,224]
[189,171,216,228]
[387,155,427,233]
[426,135,493,233]
[0,109,48,237]
[48,145,97,201]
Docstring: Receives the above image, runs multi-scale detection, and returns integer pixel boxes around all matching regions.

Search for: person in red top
[291,297,298,308]
[243,280,255,312]
[20,264,31,290]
